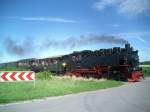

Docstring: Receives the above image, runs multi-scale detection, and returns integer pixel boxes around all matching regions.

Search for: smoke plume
[3,34,128,56]
[45,34,128,48]
[3,37,35,56]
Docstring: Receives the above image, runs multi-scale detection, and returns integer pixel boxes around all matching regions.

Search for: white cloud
[8,16,76,23]
[107,23,120,28]
[137,36,147,43]
[117,31,150,36]
[94,0,116,10]
[109,30,150,45]
[93,0,150,16]
[118,0,150,16]
[112,24,119,27]
[21,17,76,23]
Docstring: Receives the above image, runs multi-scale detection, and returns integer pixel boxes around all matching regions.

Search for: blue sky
[0,0,150,63]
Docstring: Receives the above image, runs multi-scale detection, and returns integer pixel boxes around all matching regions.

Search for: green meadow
[0,71,123,104]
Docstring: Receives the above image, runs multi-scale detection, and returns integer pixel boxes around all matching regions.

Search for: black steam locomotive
[0,44,143,81]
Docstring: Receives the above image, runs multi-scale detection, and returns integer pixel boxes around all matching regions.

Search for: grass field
[142,67,150,77]
[0,66,30,71]
[139,65,150,77]
[0,75,123,104]
[0,65,149,104]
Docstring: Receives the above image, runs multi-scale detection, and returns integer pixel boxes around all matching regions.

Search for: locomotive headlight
[62,62,66,67]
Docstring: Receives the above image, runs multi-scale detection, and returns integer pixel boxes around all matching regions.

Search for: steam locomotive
[0,44,144,81]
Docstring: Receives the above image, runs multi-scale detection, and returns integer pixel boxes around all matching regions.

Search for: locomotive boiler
[60,44,143,81]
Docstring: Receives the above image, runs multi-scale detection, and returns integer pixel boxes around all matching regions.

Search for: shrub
[36,71,53,80]
[143,67,150,77]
